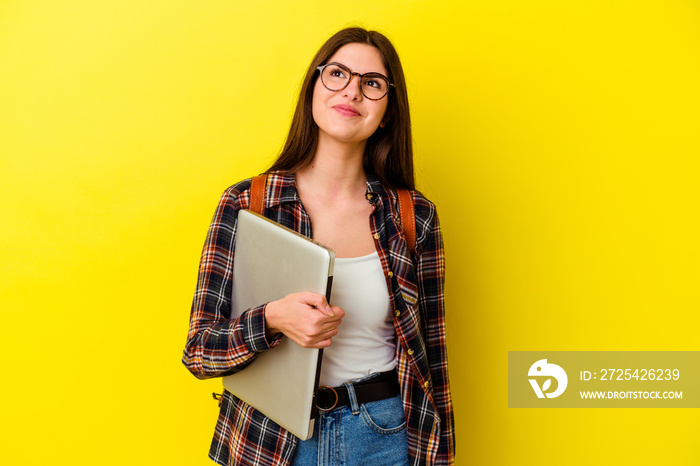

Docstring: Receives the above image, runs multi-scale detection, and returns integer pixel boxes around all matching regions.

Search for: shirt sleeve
[415,204,455,464]
[182,186,282,380]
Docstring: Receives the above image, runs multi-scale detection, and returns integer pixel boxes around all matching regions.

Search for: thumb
[316,297,335,317]
[311,294,334,317]
[319,301,334,317]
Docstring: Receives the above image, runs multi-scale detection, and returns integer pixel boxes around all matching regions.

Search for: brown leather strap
[397,188,416,254]
[249,174,268,214]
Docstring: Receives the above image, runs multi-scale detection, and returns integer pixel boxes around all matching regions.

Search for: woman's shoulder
[212,177,255,211]
[395,189,441,253]
[395,188,437,225]
[217,172,295,210]
[223,177,254,197]
[406,189,436,211]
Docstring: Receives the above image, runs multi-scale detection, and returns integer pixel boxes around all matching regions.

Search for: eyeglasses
[316,62,393,101]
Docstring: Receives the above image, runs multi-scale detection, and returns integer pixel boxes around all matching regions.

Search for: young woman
[183,27,455,465]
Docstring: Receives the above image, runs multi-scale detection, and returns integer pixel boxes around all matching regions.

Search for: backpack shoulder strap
[249,174,268,214]
[397,189,416,255]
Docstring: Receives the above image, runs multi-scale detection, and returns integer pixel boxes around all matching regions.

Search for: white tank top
[318,251,396,387]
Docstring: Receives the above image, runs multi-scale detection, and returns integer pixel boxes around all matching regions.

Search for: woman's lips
[333,105,361,117]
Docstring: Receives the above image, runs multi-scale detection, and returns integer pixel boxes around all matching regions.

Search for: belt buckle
[315,385,338,412]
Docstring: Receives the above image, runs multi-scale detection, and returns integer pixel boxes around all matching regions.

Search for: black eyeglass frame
[316,62,394,101]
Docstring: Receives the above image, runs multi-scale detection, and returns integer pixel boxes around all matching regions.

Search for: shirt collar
[365,172,391,204]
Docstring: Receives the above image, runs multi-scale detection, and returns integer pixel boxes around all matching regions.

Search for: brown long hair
[266,27,414,190]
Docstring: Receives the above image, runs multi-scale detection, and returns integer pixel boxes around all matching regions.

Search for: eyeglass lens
[321,64,389,100]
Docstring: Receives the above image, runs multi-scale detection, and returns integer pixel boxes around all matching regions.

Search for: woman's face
[312,43,389,148]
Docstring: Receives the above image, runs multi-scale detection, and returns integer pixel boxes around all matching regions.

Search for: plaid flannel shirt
[183,172,455,465]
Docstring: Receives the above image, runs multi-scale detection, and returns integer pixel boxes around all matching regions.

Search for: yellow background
[1,1,698,464]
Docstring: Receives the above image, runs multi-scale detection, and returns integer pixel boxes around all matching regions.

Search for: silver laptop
[223,209,334,440]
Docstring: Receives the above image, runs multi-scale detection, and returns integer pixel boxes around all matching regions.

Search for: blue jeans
[292,376,409,465]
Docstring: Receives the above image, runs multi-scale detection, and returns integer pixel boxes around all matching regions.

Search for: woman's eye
[329,68,346,78]
[364,78,384,90]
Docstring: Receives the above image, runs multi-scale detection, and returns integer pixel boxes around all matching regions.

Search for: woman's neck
[296,137,367,200]
[294,136,376,258]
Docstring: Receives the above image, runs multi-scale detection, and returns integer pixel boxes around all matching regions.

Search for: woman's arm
[182,186,278,379]
[182,185,345,379]
[415,201,455,464]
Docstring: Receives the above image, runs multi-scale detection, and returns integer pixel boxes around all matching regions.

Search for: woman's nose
[342,74,363,100]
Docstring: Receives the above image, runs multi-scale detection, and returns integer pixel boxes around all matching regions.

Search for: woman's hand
[264,292,344,349]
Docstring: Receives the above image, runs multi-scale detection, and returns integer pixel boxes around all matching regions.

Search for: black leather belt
[315,370,400,413]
